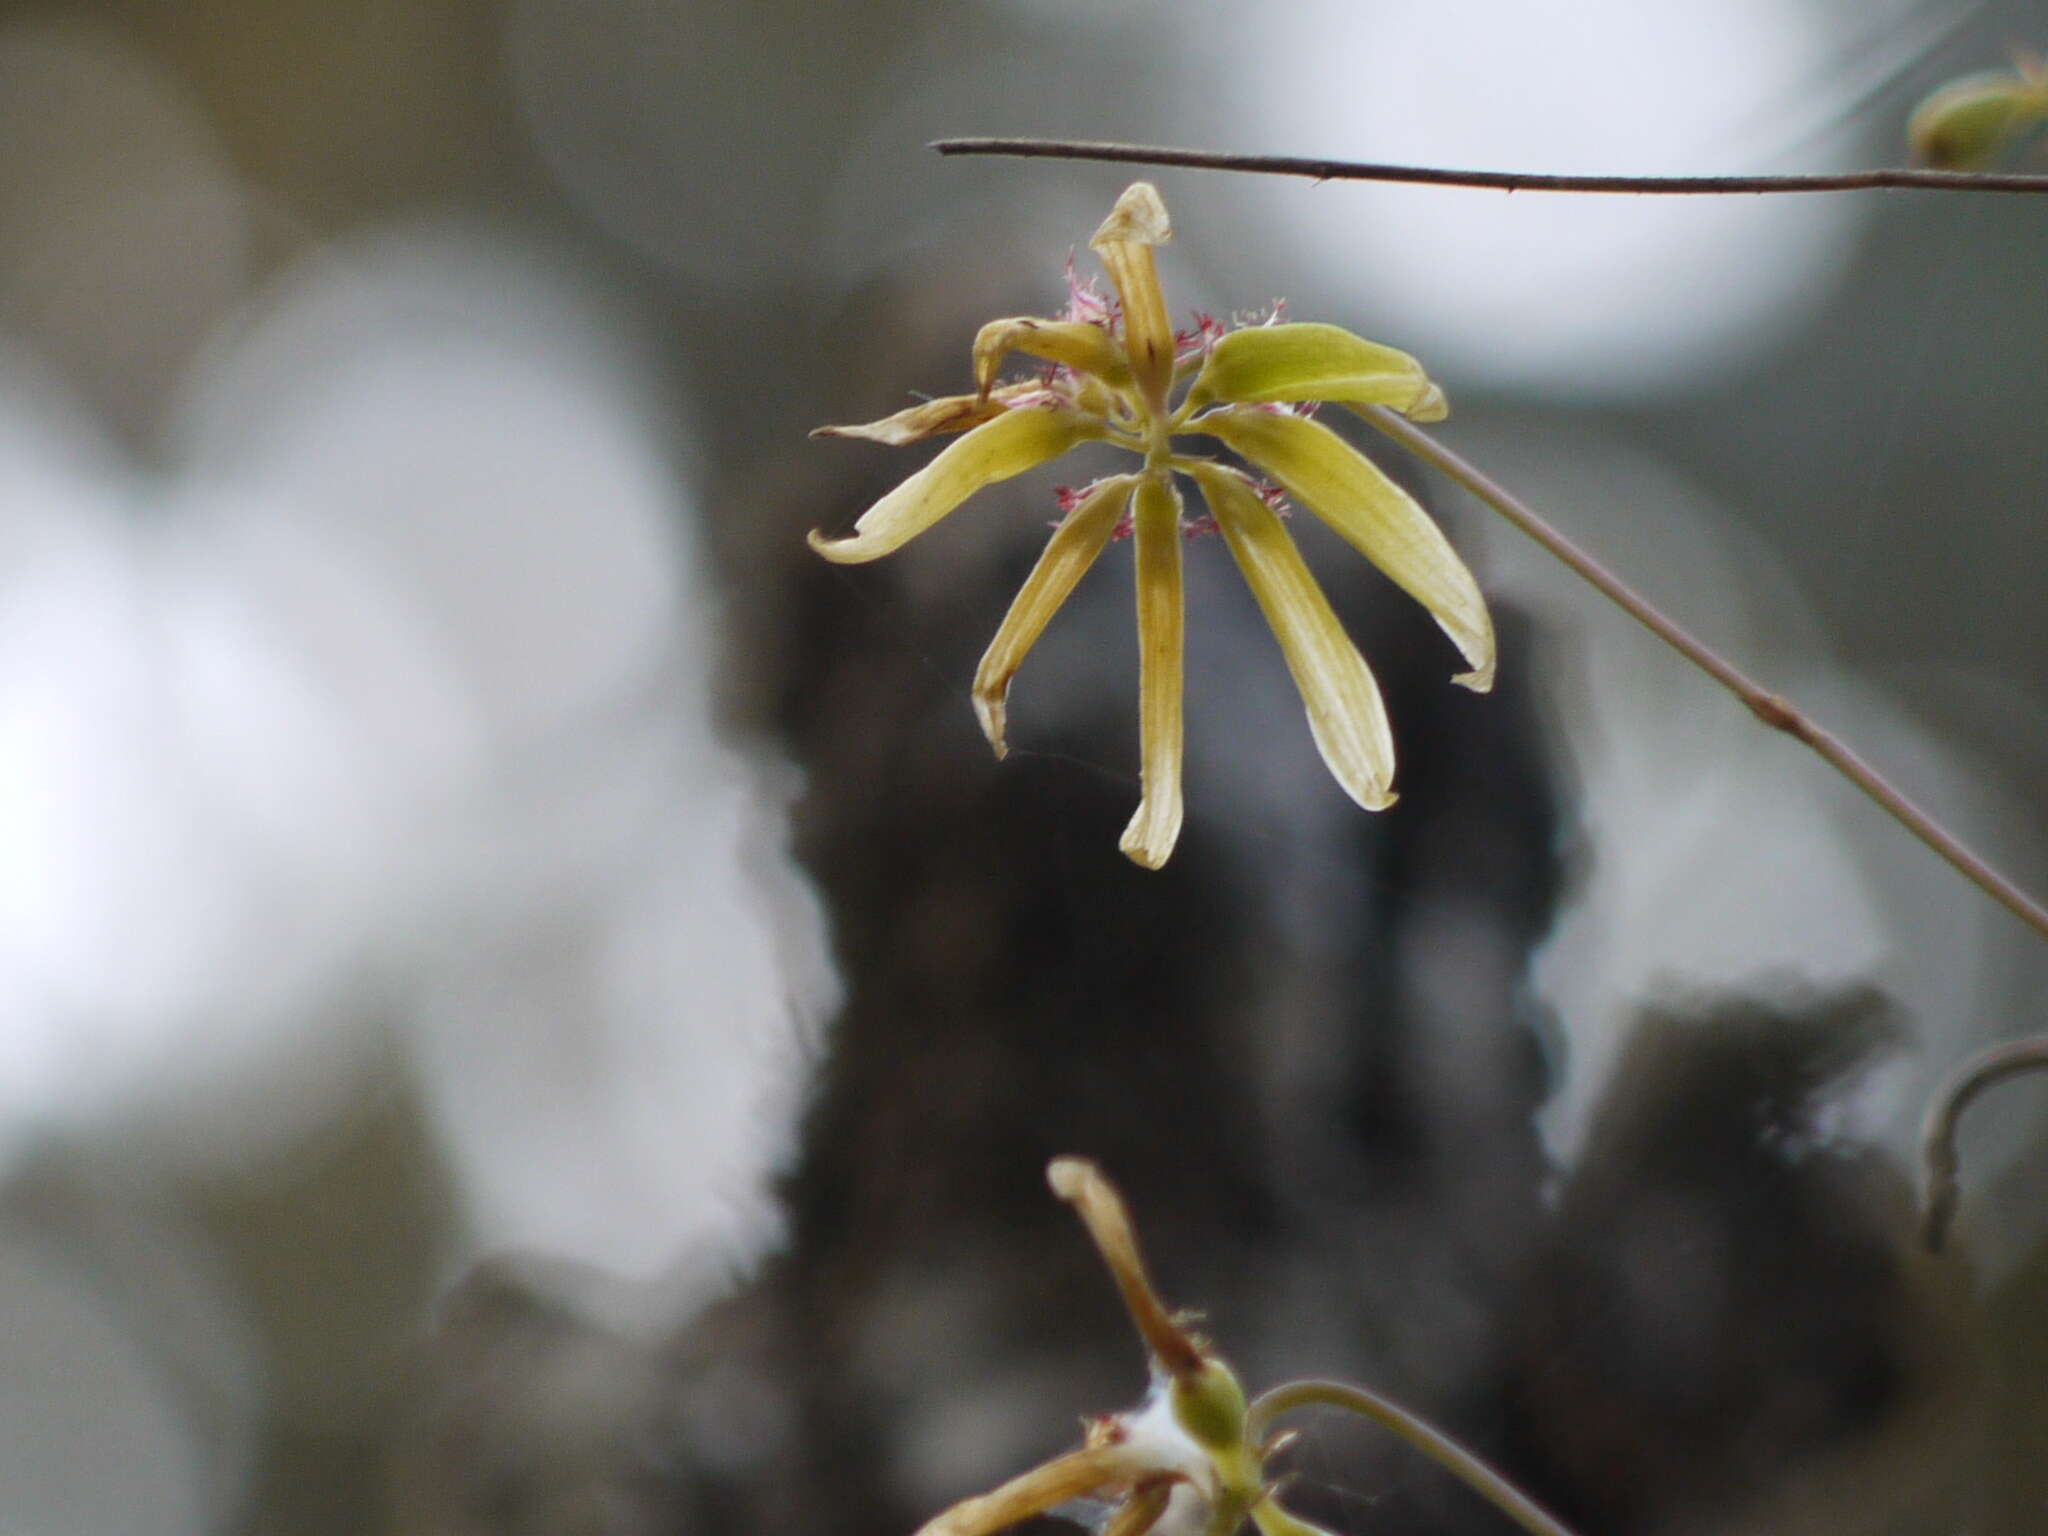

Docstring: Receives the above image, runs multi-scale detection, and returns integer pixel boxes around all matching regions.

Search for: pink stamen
[1062,255,1118,330]
[1174,311,1227,363]
[1251,477,1292,515]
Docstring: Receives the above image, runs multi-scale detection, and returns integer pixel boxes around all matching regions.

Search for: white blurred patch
[1191,0,1876,396]
[0,224,839,1282]
[405,743,835,1284]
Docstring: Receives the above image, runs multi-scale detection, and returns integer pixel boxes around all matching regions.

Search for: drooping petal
[1118,474,1186,868]
[811,384,1040,447]
[1090,183,1176,408]
[913,1444,1153,1536]
[809,406,1095,564]
[973,317,1133,398]
[1048,1157,1204,1376]
[1396,381,1450,425]
[973,475,1137,757]
[1185,462,1396,810]
[1200,408,1495,692]
[1182,323,1446,421]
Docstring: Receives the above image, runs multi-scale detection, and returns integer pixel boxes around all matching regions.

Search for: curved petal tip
[1091,182,1172,250]
[972,688,1010,759]
[1407,381,1450,422]
[1118,810,1182,870]
[806,527,875,564]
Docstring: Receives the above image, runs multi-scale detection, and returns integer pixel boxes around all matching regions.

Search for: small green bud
[1908,69,2048,169]
[1168,1357,1248,1454]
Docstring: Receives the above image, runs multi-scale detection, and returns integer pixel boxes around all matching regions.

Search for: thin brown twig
[933,137,2048,194]
[1920,1036,2048,1252]
[1357,406,2048,948]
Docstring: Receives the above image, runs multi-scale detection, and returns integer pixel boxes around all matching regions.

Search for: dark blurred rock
[1492,990,1979,1536]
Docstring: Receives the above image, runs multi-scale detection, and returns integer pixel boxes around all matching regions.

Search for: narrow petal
[1396,381,1450,425]
[808,406,1093,564]
[913,1445,1150,1536]
[1118,474,1186,868]
[1182,323,1446,421]
[1185,463,1396,811]
[1090,183,1176,407]
[812,385,1038,447]
[973,476,1137,757]
[1048,1157,1204,1376]
[973,317,1133,398]
[1200,408,1494,692]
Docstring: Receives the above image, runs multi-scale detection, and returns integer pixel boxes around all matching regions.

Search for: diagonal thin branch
[933,137,2048,194]
[1357,406,2048,949]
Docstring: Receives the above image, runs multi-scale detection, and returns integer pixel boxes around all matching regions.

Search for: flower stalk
[907,1157,1582,1536]
[1363,404,2048,949]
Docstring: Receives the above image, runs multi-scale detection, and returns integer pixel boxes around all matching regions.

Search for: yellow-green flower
[906,1159,1579,1536]
[811,182,1493,869]
[909,1157,1335,1536]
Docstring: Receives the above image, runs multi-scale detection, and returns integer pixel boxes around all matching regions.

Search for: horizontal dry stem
[934,137,2048,195]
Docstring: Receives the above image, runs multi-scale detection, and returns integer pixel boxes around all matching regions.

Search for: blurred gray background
[1,0,2046,1532]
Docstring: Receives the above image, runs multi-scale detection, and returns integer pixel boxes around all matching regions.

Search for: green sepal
[973,475,1138,756]
[1184,323,1446,421]
[1184,461,1396,810]
[809,405,1095,564]
[973,317,1133,398]
[1118,475,1187,869]
[1199,407,1494,692]
[1169,1358,1249,1456]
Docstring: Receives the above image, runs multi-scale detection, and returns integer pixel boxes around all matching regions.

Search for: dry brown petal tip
[1089,181,1173,251]
[911,1444,1139,1536]
[1047,1157,1204,1377]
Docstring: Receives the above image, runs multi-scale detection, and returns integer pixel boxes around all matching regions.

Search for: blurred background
[1,0,2046,1532]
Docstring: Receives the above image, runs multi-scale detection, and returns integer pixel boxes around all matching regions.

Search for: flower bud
[1168,1357,1248,1454]
[1908,69,2048,169]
